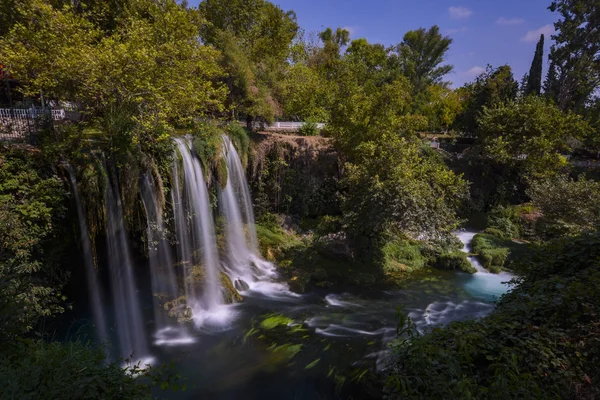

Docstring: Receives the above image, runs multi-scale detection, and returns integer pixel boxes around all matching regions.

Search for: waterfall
[140,175,178,327]
[220,136,291,298]
[65,165,108,344]
[174,137,234,327]
[104,169,150,360]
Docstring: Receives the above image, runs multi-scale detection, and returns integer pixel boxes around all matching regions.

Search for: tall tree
[525,34,544,96]
[396,26,453,94]
[454,65,519,134]
[545,0,600,111]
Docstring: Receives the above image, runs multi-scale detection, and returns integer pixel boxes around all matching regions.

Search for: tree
[545,0,600,111]
[525,34,544,96]
[529,175,600,238]
[454,65,519,134]
[416,85,462,132]
[396,26,453,94]
[477,96,589,177]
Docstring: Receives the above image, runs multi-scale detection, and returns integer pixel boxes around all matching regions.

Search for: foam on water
[153,326,196,347]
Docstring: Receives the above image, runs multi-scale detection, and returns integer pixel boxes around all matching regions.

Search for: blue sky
[188,0,557,87]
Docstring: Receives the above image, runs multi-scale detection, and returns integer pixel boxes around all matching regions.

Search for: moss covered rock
[220,272,243,303]
[435,251,476,274]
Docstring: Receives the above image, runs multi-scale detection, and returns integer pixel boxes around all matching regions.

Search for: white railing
[265,121,326,130]
[0,108,66,120]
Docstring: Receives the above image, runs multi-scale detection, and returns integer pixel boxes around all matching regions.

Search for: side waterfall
[220,136,292,298]
[65,165,108,344]
[140,176,176,322]
[105,170,150,361]
[174,137,234,327]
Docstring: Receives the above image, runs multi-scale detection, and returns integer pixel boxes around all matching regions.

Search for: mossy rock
[435,251,476,274]
[163,296,193,323]
[471,233,516,272]
[220,272,243,303]
[216,157,228,188]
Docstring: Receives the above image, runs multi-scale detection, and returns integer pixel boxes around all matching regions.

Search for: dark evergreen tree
[525,34,544,96]
[546,0,600,111]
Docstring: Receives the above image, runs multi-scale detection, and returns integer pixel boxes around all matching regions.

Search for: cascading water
[220,136,293,299]
[104,168,150,361]
[174,137,234,327]
[456,230,514,301]
[65,165,108,344]
[140,174,196,346]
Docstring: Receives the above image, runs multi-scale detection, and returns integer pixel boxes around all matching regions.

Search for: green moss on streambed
[241,313,382,397]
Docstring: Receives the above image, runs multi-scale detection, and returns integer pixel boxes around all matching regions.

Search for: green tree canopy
[395,26,453,94]
[545,0,600,111]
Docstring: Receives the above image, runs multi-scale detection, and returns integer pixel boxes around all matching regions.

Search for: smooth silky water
[67,142,514,398]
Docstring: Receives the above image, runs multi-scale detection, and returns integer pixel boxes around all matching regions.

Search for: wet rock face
[234,278,250,291]
[248,132,341,219]
[220,272,243,303]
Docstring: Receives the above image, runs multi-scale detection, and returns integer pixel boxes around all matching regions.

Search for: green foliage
[528,175,600,238]
[0,338,185,400]
[471,234,511,272]
[0,147,69,339]
[1,0,226,145]
[386,231,600,399]
[546,0,600,111]
[455,65,519,134]
[525,34,545,96]
[396,25,453,94]
[486,205,523,239]
[381,240,427,275]
[298,120,319,136]
[435,251,476,274]
[477,96,589,178]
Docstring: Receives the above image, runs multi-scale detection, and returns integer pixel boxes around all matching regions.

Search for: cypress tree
[525,34,544,96]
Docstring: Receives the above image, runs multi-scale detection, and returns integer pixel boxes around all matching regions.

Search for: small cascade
[456,231,487,273]
[174,137,233,327]
[140,175,178,328]
[456,230,515,300]
[65,165,108,344]
[220,135,292,299]
[104,169,150,361]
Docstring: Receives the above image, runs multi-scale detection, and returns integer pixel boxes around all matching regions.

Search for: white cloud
[522,24,555,42]
[466,66,486,78]
[449,6,473,19]
[446,26,468,34]
[496,17,525,25]
[342,26,359,35]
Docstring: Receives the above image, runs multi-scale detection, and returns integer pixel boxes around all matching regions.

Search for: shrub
[435,251,476,273]
[382,240,426,274]
[471,233,510,271]
[298,120,319,136]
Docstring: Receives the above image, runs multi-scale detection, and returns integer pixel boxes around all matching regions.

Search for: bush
[435,251,476,273]
[486,205,522,239]
[0,340,164,400]
[471,233,511,272]
[298,120,319,136]
[382,240,426,274]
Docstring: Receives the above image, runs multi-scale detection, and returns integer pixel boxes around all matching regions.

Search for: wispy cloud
[496,17,525,25]
[522,24,555,42]
[342,26,359,35]
[449,6,473,19]
[466,66,486,78]
[446,26,468,34]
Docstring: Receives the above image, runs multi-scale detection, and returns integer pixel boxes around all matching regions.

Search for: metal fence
[0,107,68,143]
